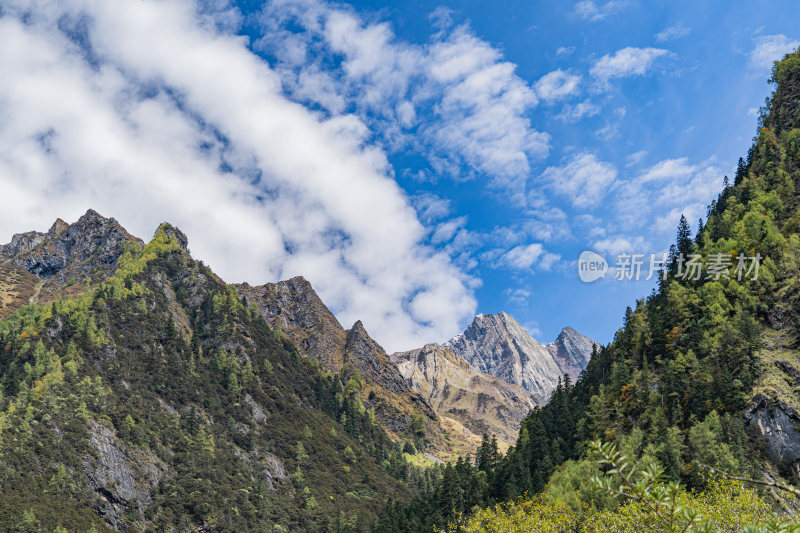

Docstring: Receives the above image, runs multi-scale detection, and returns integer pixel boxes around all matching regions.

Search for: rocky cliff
[391,343,536,448]
[547,326,597,382]
[0,209,142,314]
[238,276,347,371]
[445,312,597,402]
[238,278,445,452]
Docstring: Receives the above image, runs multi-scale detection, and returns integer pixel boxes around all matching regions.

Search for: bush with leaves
[588,440,798,533]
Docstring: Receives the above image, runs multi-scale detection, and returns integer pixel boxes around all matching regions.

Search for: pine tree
[676,214,692,258]
[734,156,747,185]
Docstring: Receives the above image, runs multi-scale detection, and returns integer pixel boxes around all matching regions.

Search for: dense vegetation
[376,49,800,532]
[0,225,436,532]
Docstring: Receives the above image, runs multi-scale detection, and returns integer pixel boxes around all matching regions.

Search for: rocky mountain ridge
[390,343,536,448]
[239,277,597,451]
[0,209,142,318]
[445,312,597,402]
[238,278,444,451]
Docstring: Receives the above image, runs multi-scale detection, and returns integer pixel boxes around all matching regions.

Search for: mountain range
[237,274,596,454]
[0,209,594,531]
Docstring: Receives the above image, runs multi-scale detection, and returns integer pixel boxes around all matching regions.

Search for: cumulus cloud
[573,0,629,22]
[0,0,478,351]
[535,69,581,102]
[655,22,690,43]
[257,0,549,199]
[590,47,669,83]
[542,153,618,208]
[749,34,800,71]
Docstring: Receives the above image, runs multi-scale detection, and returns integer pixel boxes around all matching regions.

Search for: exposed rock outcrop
[391,343,536,446]
[547,326,596,382]
[345,320,412,396]
[239,278,442,450]
[239,277,346,371]
[1,209,141,282]
[445,312,597,402]
[83,421,164,530]
[0,210,142,309]
[746,395,800,469]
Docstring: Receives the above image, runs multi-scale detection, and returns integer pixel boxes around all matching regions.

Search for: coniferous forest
[375,50,800,532]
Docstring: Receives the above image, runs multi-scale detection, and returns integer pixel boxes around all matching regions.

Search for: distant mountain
[546,325,596,381]
[391,343,535,448]
[444,312,597,403]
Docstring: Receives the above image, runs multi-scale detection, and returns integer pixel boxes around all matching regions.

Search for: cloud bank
[257,0,550,199]
[0,0,478,351]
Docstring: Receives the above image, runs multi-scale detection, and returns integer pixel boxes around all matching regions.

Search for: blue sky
[0,0,798,350]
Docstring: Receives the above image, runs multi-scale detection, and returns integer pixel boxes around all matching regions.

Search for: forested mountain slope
[238,279,446,455]
[377,49,800,533]
[0,216,426,532]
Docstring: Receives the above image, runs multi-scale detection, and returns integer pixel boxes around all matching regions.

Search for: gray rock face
[0,209,142,283]
[240,277,440,444]
[547,326,596,382]
[83,421,164,530]
[233,445,288,491]
[445,312,597,402]
[239,276,347,371]
[746,395,800,467]
[345,320,412,395]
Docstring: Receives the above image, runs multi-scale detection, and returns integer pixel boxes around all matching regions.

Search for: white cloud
[655,22,690,43]
[590,47,669,82]
[557,99,600,122]
[258,0,549,199]
[496,243,545,270]
[412,193,452,223]
[573,0,629,22]
[504,287,532,305]
[535,69,581,102]
[556,46,575,57]
[522,206,572,242]
[542,153,618,208]
[749,34,800,71]
[625,150,647,167]
[0,0,478,352]
[593,235,648,257]
[595,123,619,140]
[612,157,721,234]
[431,216,467,244]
